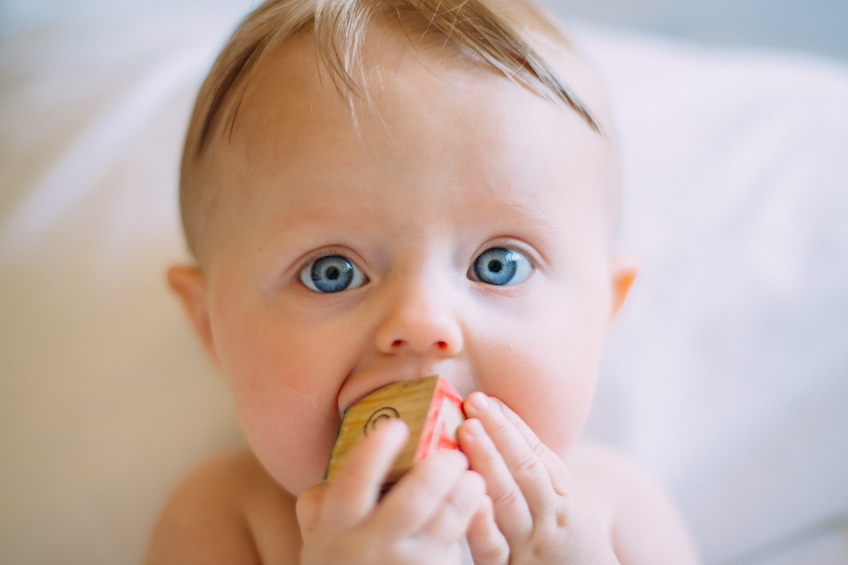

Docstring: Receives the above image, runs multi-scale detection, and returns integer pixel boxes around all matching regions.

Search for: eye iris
[475,248,518,285]
[311,256,354,293]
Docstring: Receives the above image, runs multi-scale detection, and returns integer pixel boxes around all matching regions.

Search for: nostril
[389,339,450,351]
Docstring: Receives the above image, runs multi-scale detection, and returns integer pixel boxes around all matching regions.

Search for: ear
[609,255,638,323]
[167,265,218,365]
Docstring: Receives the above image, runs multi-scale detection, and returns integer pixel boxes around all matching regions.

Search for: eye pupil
[326,267,341,280]
[488,260,503,274]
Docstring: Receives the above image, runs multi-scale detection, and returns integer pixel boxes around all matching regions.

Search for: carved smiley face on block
[326,376,466,488]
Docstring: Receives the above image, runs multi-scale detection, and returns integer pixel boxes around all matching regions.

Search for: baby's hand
[460,393,620,565]
[297,419,491,565]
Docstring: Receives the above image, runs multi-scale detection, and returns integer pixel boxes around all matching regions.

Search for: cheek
[209,297,348,494]
[230,366,339,494]
[475,285,609,456]
[482,335,601,456]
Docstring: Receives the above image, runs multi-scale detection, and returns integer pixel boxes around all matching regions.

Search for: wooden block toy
[326,376,465,488]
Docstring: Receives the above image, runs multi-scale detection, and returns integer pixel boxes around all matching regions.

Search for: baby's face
[195,37,627,495]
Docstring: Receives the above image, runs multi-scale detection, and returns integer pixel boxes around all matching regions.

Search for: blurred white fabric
[1,4,847,565]
[574,25,848,564]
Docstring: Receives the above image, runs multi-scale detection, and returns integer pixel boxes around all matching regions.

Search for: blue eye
[299,255,368,293]
[471,248,533,286]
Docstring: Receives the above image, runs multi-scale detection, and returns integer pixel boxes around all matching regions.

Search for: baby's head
[170,0,635,496]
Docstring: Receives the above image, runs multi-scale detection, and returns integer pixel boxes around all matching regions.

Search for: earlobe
[609,256,638,323]
[167,265,218,364]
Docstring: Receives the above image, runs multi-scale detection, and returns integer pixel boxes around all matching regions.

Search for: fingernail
[466,417,484,437]
[468,392,489,413]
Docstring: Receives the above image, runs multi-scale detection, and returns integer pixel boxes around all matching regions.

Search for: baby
[147,0,699,563]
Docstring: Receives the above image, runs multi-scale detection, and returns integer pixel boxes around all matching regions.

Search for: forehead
[228,31,607,162]
[203,31,616,251]
[214,17,610,141]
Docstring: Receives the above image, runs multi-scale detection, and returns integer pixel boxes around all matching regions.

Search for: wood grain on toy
[326,376,465,487]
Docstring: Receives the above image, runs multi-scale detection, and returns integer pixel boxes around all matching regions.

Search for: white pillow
[575,25,848,564]
[1,7,846,565]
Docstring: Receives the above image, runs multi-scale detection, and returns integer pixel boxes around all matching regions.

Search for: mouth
[340,372,440,415]
[337,361,471,416]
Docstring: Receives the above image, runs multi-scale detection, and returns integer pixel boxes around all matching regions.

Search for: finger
[375,449,470,539]
[417,470,487,544]
[464,393,558,516]
[466,496,510,565]
[322,418,409,529]
[487,396,574,497]
[295,483,327,532]
[458,416,532,540]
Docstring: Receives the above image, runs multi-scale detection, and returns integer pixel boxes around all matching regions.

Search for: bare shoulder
[567,441,701,565]
[145,449,300,564]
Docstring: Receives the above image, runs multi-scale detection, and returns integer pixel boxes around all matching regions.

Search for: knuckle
[477,539,509,564]
[405,455,464,504]
[492,480,523,510]
[511,449,539,479]
[404,476,441,509]
[449,471,485,512]
[489,407,513,436]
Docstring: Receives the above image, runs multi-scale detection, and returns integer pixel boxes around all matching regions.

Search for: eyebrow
[501,196,563,232]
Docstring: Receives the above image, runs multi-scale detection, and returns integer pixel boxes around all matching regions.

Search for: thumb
[296,483,328,532]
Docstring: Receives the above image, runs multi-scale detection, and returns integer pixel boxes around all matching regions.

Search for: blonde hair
[180,0,600,261]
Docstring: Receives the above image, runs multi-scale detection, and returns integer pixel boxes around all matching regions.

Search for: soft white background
[5,0,846,61]
[1,1,847,564]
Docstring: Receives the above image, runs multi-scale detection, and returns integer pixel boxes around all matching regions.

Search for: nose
[374,280,464,357]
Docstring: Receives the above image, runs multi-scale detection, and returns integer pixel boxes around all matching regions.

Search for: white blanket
[1,3,846,564]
